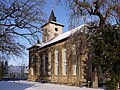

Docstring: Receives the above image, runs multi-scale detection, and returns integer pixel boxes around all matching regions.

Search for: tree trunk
[116,81,119,90]
[99,17,105,28]
[92,66,98,88]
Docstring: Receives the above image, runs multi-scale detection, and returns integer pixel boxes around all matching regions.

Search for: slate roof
[49,10,56,22]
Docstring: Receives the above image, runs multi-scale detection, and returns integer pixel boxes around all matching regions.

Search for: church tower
[41,10,64,43]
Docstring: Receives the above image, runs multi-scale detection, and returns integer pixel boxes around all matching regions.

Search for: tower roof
[37,39,41,44]
[41,10,64,28]
[49,10,56,22]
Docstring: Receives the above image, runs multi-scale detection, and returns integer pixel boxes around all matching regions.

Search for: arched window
[72,44,76,55]
[42,55,46,75]
[55,49,58,75]
[31,58,33,62]
[31,68,33,76]
[48,52,52,75]
[72,44,77,75]
[73,64,77,75]
[46,35,48,42]
[62,48,67,75]
[44,28,48,42]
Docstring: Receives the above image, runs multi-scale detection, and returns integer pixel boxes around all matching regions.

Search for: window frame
[48,52,52,76]
[54,49,59,75]
[62,48,67,75]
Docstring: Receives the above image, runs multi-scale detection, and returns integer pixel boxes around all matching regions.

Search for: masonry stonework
[28,10,93,87]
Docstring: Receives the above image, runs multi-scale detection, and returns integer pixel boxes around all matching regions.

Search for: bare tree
[0,0,45,59]
[57,0,120,28]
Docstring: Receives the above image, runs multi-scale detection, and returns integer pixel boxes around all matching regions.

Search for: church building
[28,10,93,86]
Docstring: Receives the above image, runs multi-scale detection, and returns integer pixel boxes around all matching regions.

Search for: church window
[72,44,76,55]
[45,28,48,42]
[31,58,33,63]
[55,28,58,32]
[42,55,46,75]
[55,49,58,75]
[73,64,77,75]
[48,52,52,75]
[31,68,33,75]
[45,35,48,42]
[62,48,67,75]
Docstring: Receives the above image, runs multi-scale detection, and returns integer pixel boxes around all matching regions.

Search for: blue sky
[44,0,69,32]
[8,0,70,66]
[9,0,99,66]
[8,0,118,66]
[8,0,93,66]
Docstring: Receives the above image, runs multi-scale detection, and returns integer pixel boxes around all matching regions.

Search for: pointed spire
[49,10,56,22]
[37,39,40,44]
[35,39,41,46]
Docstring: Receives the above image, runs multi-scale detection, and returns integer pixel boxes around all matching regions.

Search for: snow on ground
[0,81,104,90]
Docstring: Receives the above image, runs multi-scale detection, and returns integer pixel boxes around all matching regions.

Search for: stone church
[28,10,93,86]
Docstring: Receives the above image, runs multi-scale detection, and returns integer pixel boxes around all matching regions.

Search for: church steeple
[49,10,56,22]
[41,10,64,43]
[37,39,40,44]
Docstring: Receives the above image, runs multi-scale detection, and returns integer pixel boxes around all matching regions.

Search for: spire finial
[51,5,54,11]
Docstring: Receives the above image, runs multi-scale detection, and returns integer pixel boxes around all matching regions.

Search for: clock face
[55,28,58,32]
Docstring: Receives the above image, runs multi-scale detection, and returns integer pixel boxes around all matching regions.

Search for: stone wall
[28,31,92,86]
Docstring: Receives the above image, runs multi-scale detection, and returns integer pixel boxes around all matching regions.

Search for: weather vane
[51,5,54,10]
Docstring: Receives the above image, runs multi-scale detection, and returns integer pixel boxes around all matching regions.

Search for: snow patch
[41,24,87,48]
[0,81,105,90]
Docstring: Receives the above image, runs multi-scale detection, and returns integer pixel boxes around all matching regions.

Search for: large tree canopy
[93,25,120,90]
[0,0,45,58]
